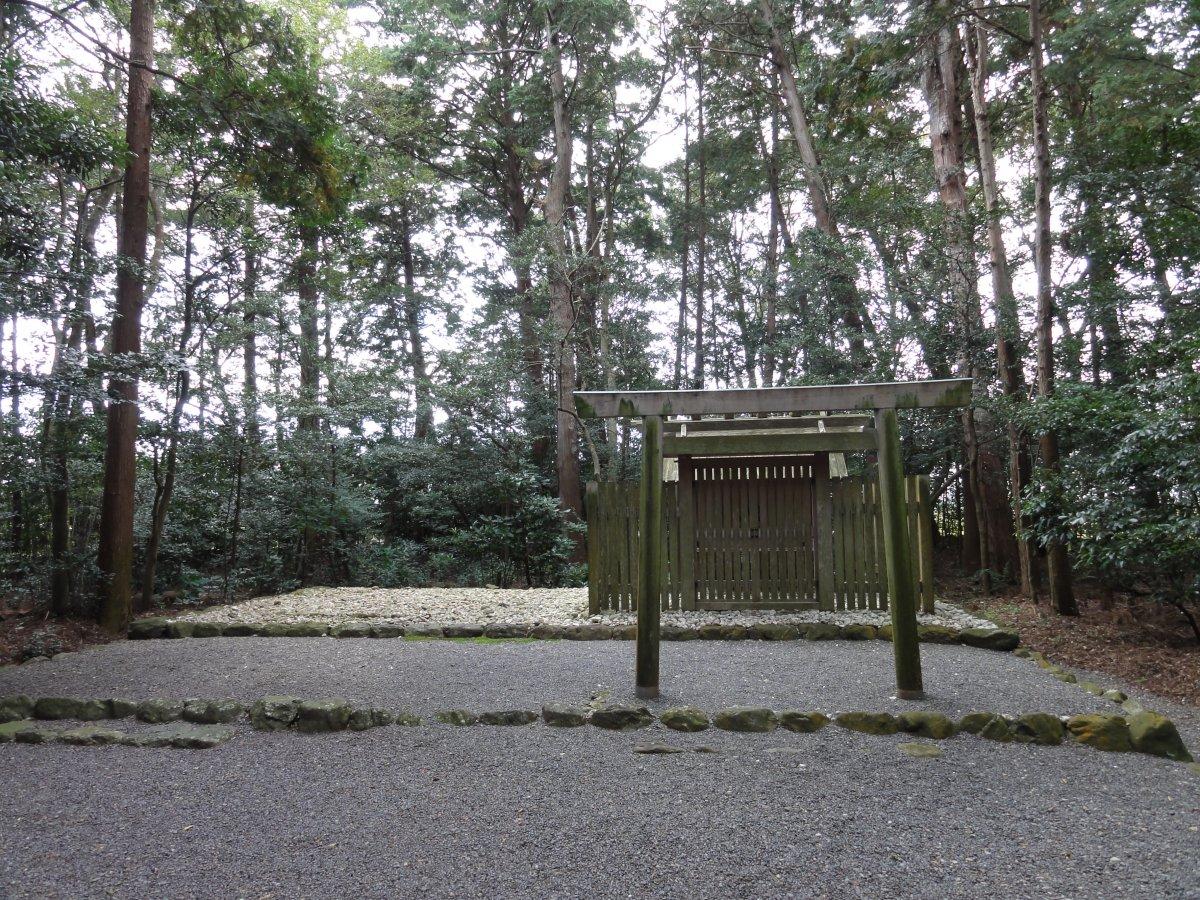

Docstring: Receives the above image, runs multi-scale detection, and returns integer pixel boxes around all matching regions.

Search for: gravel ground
[0,639,1145,722]
[2,724,1198,899]
[175,586,993,631]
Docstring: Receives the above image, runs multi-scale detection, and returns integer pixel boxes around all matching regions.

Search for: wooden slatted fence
[586,470,934,615]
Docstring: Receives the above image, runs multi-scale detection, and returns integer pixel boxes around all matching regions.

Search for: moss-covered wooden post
[637,415,663,698]
[875,408,924,699]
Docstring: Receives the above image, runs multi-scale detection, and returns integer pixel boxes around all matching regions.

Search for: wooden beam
[664,414,873,433]
[574,378,971,419]
[636,415,663,699]
[876,409,924,699]
[663,429,876,458]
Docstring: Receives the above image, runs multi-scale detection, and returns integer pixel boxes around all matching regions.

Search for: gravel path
[2,725,1198,899]
[0,639,1140,720]
[175,586,993,631]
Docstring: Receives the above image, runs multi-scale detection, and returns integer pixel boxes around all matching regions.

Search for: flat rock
[779,711,829,733]
[330,623,374,639]
[958,627,1020,652]
[836,711,899,735]
[191,622,225,638]
[123,723,236,749]
[1067,714,1132,753]
[128,617,169,639]
[166,621,195,638]
[633,744,686,754]
[478,709,538,726]
[435,709,478,726]
[805,622,841,641]
[108,699,139,719]
[442,625,484,638]
[34,697,111,721]
[590,704,653,731]
[542,702,588,727]
[1127,712,1192,762]
[898,710,956,739]
[0,695,34,723]
[249,696,301,731]
[1102,689,1127,703]
[182,699,244,725]
[294,699,352,733]
[713,707,778,733]
[660,706,710,732]
[754,624,800,641]
[58,725,126,746]
[898,742,943,758]
[841,624,877,641]
[1013,712,1065,746]
[137,699,184,724]
[917,624,959,644]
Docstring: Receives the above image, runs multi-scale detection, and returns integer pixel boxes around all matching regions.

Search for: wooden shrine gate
[585,461,934,615]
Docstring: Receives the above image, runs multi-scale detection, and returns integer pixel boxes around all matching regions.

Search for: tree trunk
[139,199,199,612]
[1030,0,1077,616]
[965,12,1039,598]
[921,10,991,591]
[759,0,868,369]
[96,0,154,633]
[545,8,584,557]
[693,46,707,390]
[296,223,321,582]
[675,64,691,391]
[242,201,260,450]
[762,89,782,388]
[400,205,433,441]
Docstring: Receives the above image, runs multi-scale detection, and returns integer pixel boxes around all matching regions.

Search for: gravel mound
[174,586,993,631]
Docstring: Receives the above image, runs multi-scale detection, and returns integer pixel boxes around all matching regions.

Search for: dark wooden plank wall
[587,469,930,613]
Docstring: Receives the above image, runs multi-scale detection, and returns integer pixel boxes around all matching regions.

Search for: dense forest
[0,0,1196,639]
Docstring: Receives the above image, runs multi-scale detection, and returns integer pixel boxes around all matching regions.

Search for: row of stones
[130,617,1020,651]
[3,692,1190,762]
[0,719,234,748]
[1016,648,1143,712]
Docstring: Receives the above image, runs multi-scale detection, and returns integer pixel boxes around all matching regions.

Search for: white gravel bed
[176,587,994,631]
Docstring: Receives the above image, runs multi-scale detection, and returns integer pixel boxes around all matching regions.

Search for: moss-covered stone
[166,620,196,638]
[754,624,800,641]
[1053,672,1078,684]
[123,723,235,749]
[221,623,257,637]
[405,625,444,639]
[1128,712,1192,762]
[347,707,378,731]
[660,625,698,641]
[294,699,352,733]
[917,624,959,645]
[542,702,588,727]
[394,711,421,727]
[0,695,33,723]
[713,707,778,732]
[479,709,538,726]
[128,617,170,639]
[249,696,301,731]
[15,723,59,743]
[898,710,956,739]
[0,719,33,742]
[957,712,1012,741]
[182,699,244,725]
[58,725,126,746]
[330,622,374,639]
[1078,681,1105,696]
[876,624,893,642]
[590,704,653,730]
[482,624,532,639]
[192,622,224,638]
[1013,713,1065,745]
[136,699,184,724]
[34,697,111,721]
[1066,714,1132,752]
[898,742,943,758]
[371,624,405,638]
[835,711,899,735]
[696,624,725,641]
[805,622,842,641]
[108,699,139,719]
[841,624,877,641]
[442,624,484,638]
[564,625,613,641]
[1101,689,1127,703]
[1120,698,1145,716]
[660,707,710,732]
[1012,647,1033,659]
[779,711,829,733]
[958,627,1020,652]
[435,709,479,726]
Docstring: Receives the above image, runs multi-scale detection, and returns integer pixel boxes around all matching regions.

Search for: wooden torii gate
[573,378,973,701]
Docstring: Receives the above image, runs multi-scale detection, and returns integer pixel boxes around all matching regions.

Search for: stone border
[2,692,1192,765]
[127,617,1021,652]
